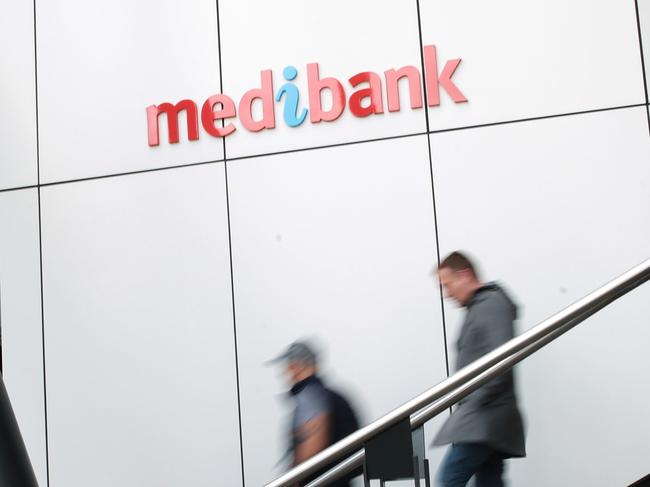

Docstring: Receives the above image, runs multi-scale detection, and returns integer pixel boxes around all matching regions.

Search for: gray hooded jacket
[433,283,526,457]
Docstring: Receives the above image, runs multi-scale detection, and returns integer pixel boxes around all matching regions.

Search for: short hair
[439,251,477,276]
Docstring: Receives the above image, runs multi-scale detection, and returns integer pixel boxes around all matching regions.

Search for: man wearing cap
[271,341,359,487]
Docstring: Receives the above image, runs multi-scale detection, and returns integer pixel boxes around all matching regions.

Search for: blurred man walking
[433,252,526,487]
[271,341,360,487]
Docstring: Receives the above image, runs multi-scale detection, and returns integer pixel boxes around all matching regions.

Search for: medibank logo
[146,45,467,146]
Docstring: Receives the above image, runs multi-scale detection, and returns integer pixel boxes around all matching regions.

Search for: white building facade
[2,1,650,486]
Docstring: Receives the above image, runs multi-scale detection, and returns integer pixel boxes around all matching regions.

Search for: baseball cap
[267,340,318,365]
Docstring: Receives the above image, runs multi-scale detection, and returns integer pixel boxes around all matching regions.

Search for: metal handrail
[305,300,590,487]
[266,258,650,487]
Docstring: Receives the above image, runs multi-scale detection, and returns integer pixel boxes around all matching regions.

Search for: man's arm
[468,297,515,405]
[293,413,331,465]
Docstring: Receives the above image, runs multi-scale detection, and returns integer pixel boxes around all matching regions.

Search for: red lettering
[307,63,346,123]
[147,47,469,146]
[239,70,276,132]
[423,45,467,106]
[146,100,199,146]
[384,66,423,112]
[201,94,236,137]
[348,72,384,117]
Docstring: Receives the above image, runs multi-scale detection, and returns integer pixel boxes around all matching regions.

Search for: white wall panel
[36,0,224,184]
[227,136,448,486]
[640,0,650,99]
[419,0,646,131]
[219,0,428,158]
[0,189,47,487]
[40,166,241,487]
[1,3,37,189]
[429,107,650,486]
[511,285,650,486]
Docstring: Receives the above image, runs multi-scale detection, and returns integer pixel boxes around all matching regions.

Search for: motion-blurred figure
[271,341,360,487]
[433,252,525,487]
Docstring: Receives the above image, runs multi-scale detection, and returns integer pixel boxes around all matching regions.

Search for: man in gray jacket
[433,252,525,487]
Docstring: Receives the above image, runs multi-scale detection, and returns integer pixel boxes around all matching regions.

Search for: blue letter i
[275,66,308,127]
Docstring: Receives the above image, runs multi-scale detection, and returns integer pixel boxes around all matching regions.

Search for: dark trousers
[437,443,505,487]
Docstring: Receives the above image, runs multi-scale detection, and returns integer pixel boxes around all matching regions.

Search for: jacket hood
[469,282,518,320]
